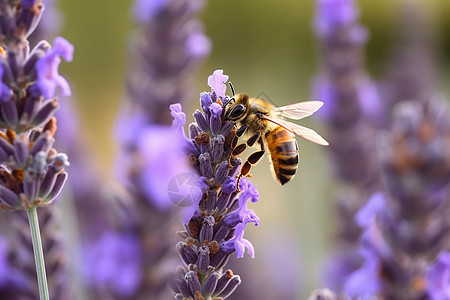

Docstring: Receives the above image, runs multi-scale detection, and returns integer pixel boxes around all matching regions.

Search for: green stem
[27,207,49,300]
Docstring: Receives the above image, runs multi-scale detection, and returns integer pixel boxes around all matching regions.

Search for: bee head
[222,93,249,121]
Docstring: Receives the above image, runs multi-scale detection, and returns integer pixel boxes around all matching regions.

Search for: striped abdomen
[266,126,299,185]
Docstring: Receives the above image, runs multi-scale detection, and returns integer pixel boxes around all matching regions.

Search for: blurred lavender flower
[343,98,450,299]
[170,70,260,299]
[101,0,211,298]
[313,0,382,291]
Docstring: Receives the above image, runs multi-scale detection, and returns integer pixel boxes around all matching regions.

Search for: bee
[222,89,328,185]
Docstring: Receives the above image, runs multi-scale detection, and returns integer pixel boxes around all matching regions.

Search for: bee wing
[274,101,324,120]
[260,114,329,146]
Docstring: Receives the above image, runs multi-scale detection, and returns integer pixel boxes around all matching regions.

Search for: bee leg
[232,125,248,149]
[247,132,261,147]
[258,136,265,151]
[236,125,248,137]
[232,131,262,159]
[237,149,265,192]
[232,143,247,156]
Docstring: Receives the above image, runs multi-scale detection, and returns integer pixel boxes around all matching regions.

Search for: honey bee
[222,91,328,185]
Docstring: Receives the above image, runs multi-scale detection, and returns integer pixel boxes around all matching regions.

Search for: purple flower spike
[221,223,255,259]
[34,37,74,99]
[207,70,228,98]
[172,74,259,299]
[427,251,450,300]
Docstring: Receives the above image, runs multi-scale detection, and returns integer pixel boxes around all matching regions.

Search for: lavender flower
[171,70,260,299]
[0,2,73,299]
[0,3,73,208]
[32,37,73,99]
[313,0,382,291]
[0,123,69,210]
[0,0,73,208]
[343,98,450,299]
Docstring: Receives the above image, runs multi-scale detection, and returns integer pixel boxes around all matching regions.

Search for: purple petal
[240,238,255,258]
[234,240,246,259]
[427,251,450,300]
[355,193,385,228]
[34,37,74,99]
[238,178,259,204]
[53,37,74,62]
[170,103,187,133]
[343,249,380,297]
[207,70,228,98]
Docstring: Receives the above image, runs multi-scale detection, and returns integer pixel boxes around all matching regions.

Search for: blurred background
[52,0,450,298]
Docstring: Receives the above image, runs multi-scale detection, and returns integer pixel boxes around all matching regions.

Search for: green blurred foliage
[56,0,450,297]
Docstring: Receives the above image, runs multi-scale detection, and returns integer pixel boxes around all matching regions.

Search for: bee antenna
[229,82,235,96]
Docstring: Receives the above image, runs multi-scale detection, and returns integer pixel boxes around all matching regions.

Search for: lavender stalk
[27,207,48,300]
[312,0,381,290]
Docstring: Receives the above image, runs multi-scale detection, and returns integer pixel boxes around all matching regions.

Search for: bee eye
[229,104,246,120]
